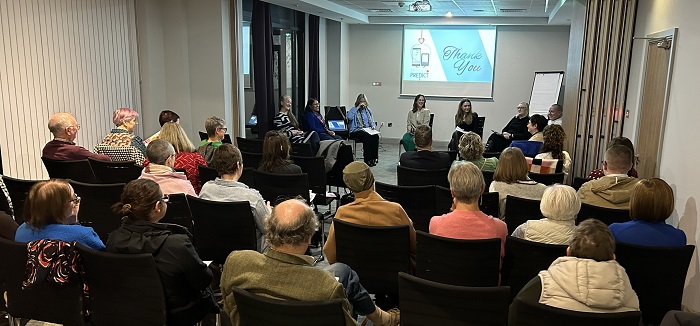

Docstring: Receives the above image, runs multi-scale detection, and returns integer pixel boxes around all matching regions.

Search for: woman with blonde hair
[144,122,207,193]
[512,184,580,244]
[458,132,498,172]
[449,98,480,151]
[489,147,546,218]
[348,93,380,166]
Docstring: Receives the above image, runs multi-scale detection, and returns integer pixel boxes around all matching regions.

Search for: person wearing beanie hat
[324,162,417,268]
[511,184,580,245]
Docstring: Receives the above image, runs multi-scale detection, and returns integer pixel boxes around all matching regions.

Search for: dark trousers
[350,130,379,163]
[484,133,512,153]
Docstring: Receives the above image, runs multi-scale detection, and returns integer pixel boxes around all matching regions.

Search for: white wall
[625,0,700,311]
[347,25,570,142]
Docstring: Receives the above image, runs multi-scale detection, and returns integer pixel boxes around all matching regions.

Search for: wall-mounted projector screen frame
[528,71,565,115]
[400,25,497,99]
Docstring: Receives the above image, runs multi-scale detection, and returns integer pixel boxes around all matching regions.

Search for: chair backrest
[326,144,353,188]
[201,131,231,144]
[42,157,97,183]
[0,238,85,325]
[510,297,641,326]
[571,176,588,190]
[615,243,695,325]
[436,150,458,162]
[483,151,500,159]
[187,196,257,264]
[2,175,42,223]
[291,142,314,157]
[88,158,142,184]
[510,140,543,158]
[197,165,219,188]
[483,170,495,190]
[160,193,194,234]
[415,231,501,286]
[375,182,435,233]
[428,113,435,127]
[291,155,327,195]
[0,189,10,217]
[76,244,166,326]
[333,219,410,297]
[397,165,449,188]
[253,170,310,203]
[235,137,264,153]
[70,180,126,243]
[525,157,564,174]
[576,203,630,225]
[199,131,207,141]
[504,195,543,234]
[399,272,509,326]
[239,167,256,188]
[232,287,346,326]
[501,236,567,301]
[475,117,486,138]
[480,191,500,218]
[240,151,263,169]
[528,172,565,185]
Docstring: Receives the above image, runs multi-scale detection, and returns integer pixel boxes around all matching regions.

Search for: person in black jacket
[485,102,531,153]
[399,125,452,170]
[107,179,219,326]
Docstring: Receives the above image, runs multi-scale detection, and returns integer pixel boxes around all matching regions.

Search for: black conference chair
[70,180,125,243]
[397,165,449,188]
[2,175,42,223]
[88,158,142,184]
[42,157,97,183]
[253,170,310,203]
[76,244,167,326]
[197,165,218,188]
[475,116,486,138]
[576,203,630,225]
[571,176,588,190]
[232,287,346,326]
[483,151,501,159]
[483,170,495,190]
[291,142,314,157]
[528,172,564,185]
[187,196,257,264]
[239,167,256,188]
[509,297,641,326]
[0,189,10,217]
[200,131,232,144]
[235,136,264,153]
[481,191,500,218]
[291,155,335,207]
[501,236,567,301]
[615,243,695,325]
[416,231,501,286]
[504,196,543,234]
[0,238,85,326]
[327,144,354,190]
[333,219,410,304]
[240,151,262,169]
[160,193,194,234]
[375,182,435,233]
[399,273,509,326]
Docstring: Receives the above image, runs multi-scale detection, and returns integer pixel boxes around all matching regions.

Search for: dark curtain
[308,15,320,100]
[252,0,276,139]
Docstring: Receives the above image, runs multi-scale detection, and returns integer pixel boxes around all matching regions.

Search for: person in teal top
[197,116,226,164]
[457,131,498,172]
[14,179,105,251]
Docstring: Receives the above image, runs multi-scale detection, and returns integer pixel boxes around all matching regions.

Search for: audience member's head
[528,114,548,134]
[608,136,635,167]
[343,161,375,193]
[516,102,530,117]
[48,113,80,141]
[413,125,432,150]
[264,199,318,250]
[159,122,195,153]
[540,185,580,222]
[630,178,674,222]
[540,124,566,159]
[26,180,78,229]
[603,145,634,175]
[159,110,180,127]
[113,108,139,131]
[494,147,529,183]
[458,132,484,161]
[412,94,426,112]
[211,144,243,177]
[112,179,166,222]
[204,116,226,139]
[548,104,563,121]
[146,139,176,167]
[449,161,485,205]
[568,219,615,262]
[259,131,292,172]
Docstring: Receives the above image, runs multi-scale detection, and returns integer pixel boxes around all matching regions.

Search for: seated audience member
[99,107,147,154]
[511,219,639,314]
[197,116,227,165]
[324,162,417,266]
[457,132,498,172]
[274,95,320,154]
[107,179,219,325]
[588,136,638,179]
[430,161,507,256]
[140,139,196,196]
[1,211,19,240]
[258,131,302,174]
[301,98,342,141]
[42,112,111,161]
[527,114,548,142]
[578,145,639,209]
[401,94,431,152]
[535,124,572,182]
[399,125,451,170]
[512,185,580,245]
[220,199,400,326]
[15,180,105,250]
[484,102,530,153]
[489,147,547,218]
[145,110,180,144]
[144,122,207,194]
[348,93,380,166]
[448,98,479,151]
[199,144,269,252]
[548,104,563,125]
[609,178,686,247]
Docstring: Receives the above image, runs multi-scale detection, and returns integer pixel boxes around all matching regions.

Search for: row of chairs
[42,157,142,184]
[398,165,566,190]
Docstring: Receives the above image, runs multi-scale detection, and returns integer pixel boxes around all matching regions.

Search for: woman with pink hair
[95,108,147,164]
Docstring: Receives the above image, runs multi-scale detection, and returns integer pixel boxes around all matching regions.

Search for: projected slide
[401,26,497,98]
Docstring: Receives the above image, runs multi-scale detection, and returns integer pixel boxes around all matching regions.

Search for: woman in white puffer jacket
[511,184,579,244]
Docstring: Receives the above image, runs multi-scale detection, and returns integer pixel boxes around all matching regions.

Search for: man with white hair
[511,184,580,244]
[42,112,111,161]
[139,139,196,196]
[548,104,563,125]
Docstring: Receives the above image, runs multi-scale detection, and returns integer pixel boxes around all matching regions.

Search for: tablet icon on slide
[411,44,431,67]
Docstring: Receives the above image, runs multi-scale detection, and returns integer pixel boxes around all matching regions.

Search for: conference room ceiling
[263,0,573,25]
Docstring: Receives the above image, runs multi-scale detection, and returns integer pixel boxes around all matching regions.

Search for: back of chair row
[42,156,143,184]
[396,165,449,188]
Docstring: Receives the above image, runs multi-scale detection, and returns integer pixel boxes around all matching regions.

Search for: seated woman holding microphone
[348,93,380,166]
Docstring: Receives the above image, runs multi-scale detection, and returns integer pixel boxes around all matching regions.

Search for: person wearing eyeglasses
[107,179,219,325]
[94,108,148,165]
[140,139,197,196]
[197,116,228,165]
[14,179,105,250]
[484,102,531,153]
[42,112,112,161]
[274,95,321,155]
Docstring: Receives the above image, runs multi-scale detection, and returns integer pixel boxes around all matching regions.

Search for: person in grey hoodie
[578,145,640,209]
